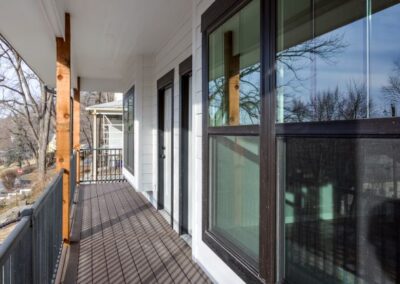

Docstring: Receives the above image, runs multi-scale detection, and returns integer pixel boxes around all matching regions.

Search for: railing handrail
[0,159,73,283]
[79,148,123,151]
[78,148,124,183]
[0,216,31,263]
[32,170,64,216]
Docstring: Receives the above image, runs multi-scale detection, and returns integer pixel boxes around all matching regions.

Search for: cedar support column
[224,31,242,225]
[56,13,71,243]
[224,31,240,126]
[73,77,81,184]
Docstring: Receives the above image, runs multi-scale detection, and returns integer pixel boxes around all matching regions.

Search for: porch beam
[73,77,81,184]
[56,13,71,243]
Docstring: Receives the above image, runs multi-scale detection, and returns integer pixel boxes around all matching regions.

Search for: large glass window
[208,0,260,126]
[277,1,400,283]
[279,138,400,284]
[277,0,400,123]
[123,87,134,174]
[206,0,261,273]
[209,136,260,265]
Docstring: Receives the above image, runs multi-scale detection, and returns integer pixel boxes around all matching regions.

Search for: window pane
[370,1,400,118]
[208,0,260,126]
[279,138,400,283]
[209,136,260,265]
[277,0,400,123]
[123,90,134,173]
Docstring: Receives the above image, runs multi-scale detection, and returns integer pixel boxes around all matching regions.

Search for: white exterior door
[163,87,172,215]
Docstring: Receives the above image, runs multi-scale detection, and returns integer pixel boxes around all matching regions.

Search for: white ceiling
[0,0,192,91]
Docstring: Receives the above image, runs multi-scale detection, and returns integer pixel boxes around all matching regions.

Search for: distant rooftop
[86,100,123,113]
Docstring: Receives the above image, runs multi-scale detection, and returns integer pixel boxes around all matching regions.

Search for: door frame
[157,69,175,227]
[179,56,193,235]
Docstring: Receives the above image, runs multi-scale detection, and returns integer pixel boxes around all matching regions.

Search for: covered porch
[0,0,244,282]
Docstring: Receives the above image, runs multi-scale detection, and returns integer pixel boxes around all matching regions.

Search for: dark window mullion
[260,0,277,281]
[276,117,400,137]
[208,125,260,136]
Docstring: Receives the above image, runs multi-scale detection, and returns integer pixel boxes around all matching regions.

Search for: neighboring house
[1,1,400,284]
[47,135,56,153]
[86,99,123,149]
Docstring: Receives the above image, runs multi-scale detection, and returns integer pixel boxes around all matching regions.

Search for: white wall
[123,0,246,282]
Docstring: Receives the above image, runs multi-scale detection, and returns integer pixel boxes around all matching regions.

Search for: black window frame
[202,0,273,282]
[124,85,135,175]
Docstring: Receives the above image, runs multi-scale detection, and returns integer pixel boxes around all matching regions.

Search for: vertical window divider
[260,0,277,282]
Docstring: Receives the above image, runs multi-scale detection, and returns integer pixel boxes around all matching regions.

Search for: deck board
[64,182,211,284]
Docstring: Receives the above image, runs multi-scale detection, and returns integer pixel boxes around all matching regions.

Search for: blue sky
[279,3,400,119]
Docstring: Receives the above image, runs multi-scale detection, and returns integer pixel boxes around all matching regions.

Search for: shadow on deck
[63,183,211,284]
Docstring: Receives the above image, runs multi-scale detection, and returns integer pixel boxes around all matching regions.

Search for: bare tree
[309,87,342,121]
[340,81,368,120]
[284,82,370,122]
[0,35,54,180]
[383,59,400,116]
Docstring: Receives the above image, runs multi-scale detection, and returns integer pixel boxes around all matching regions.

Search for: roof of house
[86,100,123,114]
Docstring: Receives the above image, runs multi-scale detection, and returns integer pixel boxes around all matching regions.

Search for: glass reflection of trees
[383,60,400,117]
[209,63,261,126]
[277,34,372,122]
[277,2,400,123]
[283,138,400,284]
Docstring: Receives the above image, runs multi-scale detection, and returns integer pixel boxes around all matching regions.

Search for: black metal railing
[70,151,77,205]
[79,148,124,183]
[0,171,63,284]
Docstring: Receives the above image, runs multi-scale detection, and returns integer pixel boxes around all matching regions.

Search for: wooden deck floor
[64,182,211,284]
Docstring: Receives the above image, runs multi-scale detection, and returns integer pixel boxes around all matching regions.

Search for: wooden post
[56,13,71,243]
[224,31,242,225]
[73,77,81,184]
[224,31,240,126]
